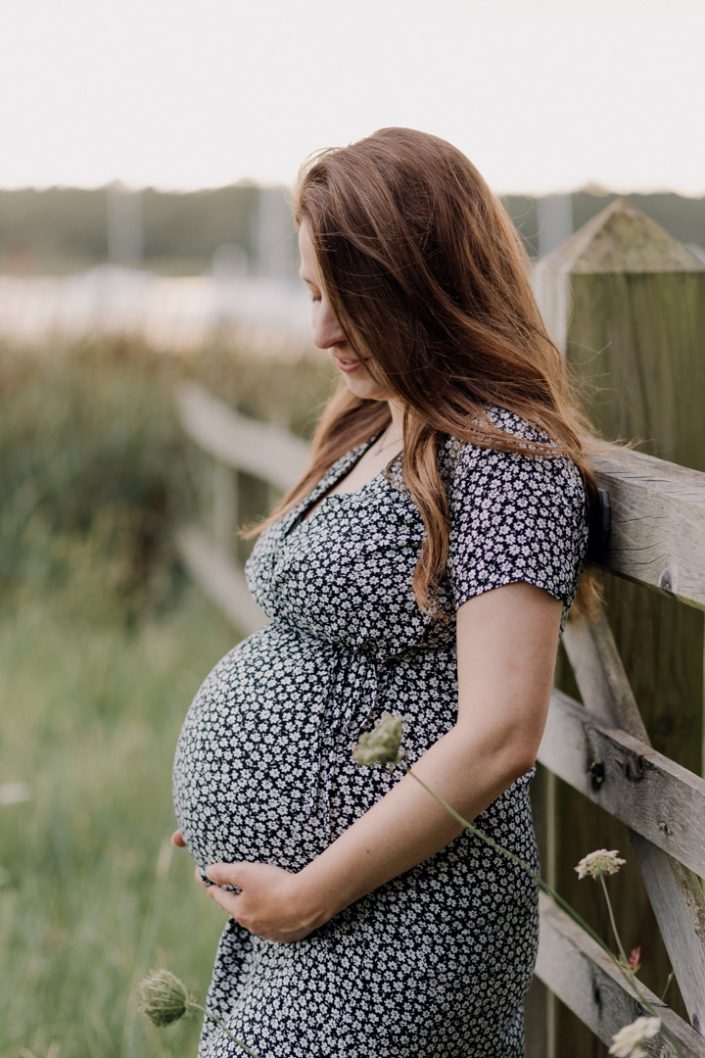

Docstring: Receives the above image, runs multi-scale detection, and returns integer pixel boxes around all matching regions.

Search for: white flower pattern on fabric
[172,404,590,1058]
[444,407,588,632]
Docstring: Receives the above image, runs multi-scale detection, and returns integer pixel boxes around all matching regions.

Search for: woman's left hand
[199,861,329,943]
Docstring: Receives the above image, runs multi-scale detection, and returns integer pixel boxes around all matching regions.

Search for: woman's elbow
[454,719,539,783]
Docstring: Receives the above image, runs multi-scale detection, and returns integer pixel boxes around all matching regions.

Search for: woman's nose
[312,298,347,350]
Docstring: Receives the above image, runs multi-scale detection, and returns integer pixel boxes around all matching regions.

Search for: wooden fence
[175,199,705,1057]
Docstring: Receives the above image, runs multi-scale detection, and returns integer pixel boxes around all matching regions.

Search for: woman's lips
[334,356,362,373]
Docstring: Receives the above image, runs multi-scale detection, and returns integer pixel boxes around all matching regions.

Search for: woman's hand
[170,830,330,943]
[199,861,329,943]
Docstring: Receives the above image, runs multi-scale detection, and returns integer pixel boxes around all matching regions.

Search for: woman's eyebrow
[299,272,318,285]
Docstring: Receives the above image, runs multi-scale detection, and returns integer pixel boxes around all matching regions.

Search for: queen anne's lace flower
[575,849,627,880]
[608,1015,662,1057]
[352,713,406,767]
[138,968,193,1026]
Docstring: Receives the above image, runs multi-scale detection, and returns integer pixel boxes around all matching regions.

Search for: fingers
[204,862,239,886]
[194,865,210,888]
[204,863,223,884]
[170,830,186,848]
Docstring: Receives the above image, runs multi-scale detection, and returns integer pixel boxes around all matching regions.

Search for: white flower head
[575,848,627,880]
[608,1015,662,1057]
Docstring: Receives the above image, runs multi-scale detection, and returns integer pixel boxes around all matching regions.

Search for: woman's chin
[342,373,389,402]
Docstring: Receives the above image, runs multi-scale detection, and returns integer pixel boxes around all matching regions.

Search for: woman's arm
[202,580,563,941]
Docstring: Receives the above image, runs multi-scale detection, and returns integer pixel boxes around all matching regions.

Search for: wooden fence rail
[175,199,705,1057]
[175,380,309,632]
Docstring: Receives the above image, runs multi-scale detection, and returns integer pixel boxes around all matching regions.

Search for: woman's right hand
[170,829,187,848]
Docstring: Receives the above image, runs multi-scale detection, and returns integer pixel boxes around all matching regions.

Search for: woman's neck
[386,398,406,438]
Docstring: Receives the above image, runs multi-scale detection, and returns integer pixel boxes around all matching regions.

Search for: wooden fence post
[530,198,705,1055]
[213,462,237,554]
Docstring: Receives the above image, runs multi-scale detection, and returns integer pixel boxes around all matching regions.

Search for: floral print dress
[172,404,590,1058]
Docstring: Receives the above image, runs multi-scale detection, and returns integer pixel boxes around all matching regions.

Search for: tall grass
[0,332,330,617]
[0,334,330,1056]
[0,583,233,1056]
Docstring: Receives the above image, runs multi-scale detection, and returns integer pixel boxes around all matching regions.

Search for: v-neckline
[284,429,398,536]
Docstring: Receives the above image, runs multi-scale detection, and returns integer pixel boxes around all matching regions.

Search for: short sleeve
[445,415,590,631]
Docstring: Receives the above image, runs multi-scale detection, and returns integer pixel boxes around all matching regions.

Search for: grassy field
[0,582,236,1056]
[0,335,329,1057]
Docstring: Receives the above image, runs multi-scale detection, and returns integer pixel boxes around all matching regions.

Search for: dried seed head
[352,713,407,768]
[138,968,194,1027]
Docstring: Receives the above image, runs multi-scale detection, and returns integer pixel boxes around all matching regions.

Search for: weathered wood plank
[174,525,268,634]
[175,381,310,491]
[561,609,705,1033]
[538,689,705,878]
[536,891,705,1057]
[562,606,647,736]
[589,446,705,611]
[631,833,705,1038]
[532,197,705,1051]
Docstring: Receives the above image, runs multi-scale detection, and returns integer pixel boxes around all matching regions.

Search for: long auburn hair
[241,127,613,623]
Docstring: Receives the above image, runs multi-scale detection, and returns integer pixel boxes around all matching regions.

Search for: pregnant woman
[171,126,602,1058]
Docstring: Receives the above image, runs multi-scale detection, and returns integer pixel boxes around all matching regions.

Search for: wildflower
[608,1015,662,1057]
[575,849,626,880]
[352,713,406,768]
[138,968,262,1056]
[628,946,641,973]
[138,968,195,1026]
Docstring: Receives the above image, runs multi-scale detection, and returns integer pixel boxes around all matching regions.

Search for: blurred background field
[0,334,331,1057]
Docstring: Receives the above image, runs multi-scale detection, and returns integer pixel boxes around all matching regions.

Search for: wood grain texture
[531,198,705,1054]
[589,447,705,610]
[536,891,705,1058]
[558,610,705,1033]
[539,688,705,879]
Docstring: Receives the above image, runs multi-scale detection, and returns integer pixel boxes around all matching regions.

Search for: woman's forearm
[298,723,529,922]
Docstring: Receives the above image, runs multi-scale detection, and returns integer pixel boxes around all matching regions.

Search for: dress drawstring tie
[303,638,390,844]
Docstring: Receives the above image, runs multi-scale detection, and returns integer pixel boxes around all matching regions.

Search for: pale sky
[1,0,703,196]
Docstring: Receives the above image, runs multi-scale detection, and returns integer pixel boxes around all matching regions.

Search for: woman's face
[298,219,390,402]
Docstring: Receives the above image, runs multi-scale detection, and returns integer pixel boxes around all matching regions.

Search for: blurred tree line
[0,182,261,274]
[0,182,703,275]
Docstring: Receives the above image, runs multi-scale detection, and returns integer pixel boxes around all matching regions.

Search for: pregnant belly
[172,621,369,874]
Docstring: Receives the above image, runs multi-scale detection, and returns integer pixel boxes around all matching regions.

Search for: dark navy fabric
[172,404,590,1058]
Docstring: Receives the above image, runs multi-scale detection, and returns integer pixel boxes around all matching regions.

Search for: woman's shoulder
[485,402,556,442]
[441,404,590,620]
[441,402,587,510]
[442,402,557,458]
